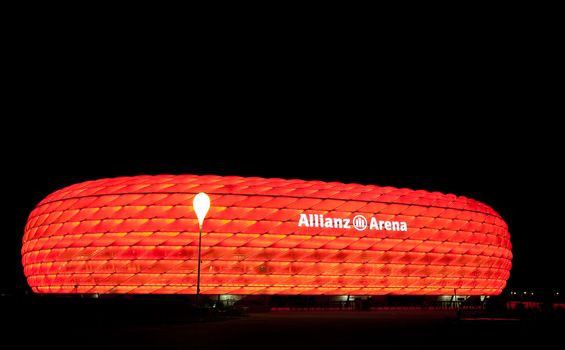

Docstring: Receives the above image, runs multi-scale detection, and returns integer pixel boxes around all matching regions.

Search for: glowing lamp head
[193,192,210,229]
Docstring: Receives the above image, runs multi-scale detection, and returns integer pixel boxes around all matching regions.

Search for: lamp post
[193,192,210,306]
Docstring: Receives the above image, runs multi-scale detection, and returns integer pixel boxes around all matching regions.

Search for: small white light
[193,192,210,228]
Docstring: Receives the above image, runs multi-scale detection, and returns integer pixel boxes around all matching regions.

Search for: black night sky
[2,104,562,295]
[2,34,563,296]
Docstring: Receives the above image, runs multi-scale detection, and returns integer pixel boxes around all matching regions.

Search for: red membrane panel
[22,175,512,295]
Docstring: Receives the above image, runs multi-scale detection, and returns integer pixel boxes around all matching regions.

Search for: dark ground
[109,311,561,349]
[3,297,563,349]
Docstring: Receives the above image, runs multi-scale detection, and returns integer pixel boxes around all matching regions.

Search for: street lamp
[193,192,210,306]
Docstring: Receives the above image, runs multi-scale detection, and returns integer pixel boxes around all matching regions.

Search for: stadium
[21,174,512,298]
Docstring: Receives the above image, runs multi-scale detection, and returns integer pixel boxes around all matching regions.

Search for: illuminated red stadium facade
[22,175,512,295]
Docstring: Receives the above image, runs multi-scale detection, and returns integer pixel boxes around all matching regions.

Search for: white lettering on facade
[298,213,408,232]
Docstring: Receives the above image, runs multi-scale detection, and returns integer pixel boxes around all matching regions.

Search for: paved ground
[3,298,562,349]
[110,310,458,348]
[69,311,561,349]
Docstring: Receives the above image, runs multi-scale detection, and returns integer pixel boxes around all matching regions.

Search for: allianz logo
[298,213,408,232]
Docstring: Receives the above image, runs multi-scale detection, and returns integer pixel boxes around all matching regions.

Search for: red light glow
[22,175,512,295]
